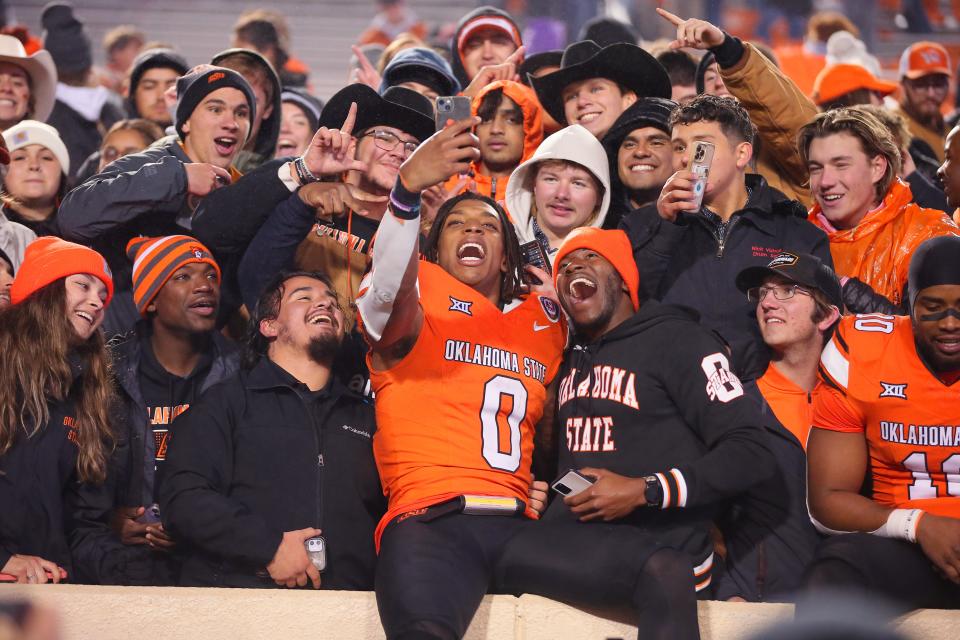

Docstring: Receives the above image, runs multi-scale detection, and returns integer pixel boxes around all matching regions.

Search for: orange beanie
[11,237,113,305]
[554,227,639,311]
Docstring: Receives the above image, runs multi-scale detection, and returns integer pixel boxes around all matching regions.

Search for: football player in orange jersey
[806,235,960,612]
[356,117,566,639]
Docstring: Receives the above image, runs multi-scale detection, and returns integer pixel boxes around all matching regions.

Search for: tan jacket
[721,43,818,209]
[893,102,945,163]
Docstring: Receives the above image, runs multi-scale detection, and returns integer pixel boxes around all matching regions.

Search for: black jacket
[58,138,291,334]
[549,301,775,572]
[0,362,87,576]
[67,328,240,585]
[159,357,384,589]
[620,175,832,381]
[713,386,820,602]
[47,98,125,185]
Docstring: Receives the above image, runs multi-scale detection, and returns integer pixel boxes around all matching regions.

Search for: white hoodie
[505,124,611,261]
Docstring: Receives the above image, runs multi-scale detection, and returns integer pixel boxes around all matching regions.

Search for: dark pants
[802,533,960,616]
[375,506,700,640]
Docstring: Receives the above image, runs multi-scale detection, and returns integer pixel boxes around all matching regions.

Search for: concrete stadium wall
[2,585,959,639]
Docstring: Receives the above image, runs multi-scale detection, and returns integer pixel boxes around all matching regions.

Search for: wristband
[389,175,422,220]
[294,156,320,184]
[872,508,925,543]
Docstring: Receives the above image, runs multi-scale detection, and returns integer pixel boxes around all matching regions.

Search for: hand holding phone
[689,141,715,210]
[551,469,595,497]
[435,96,473,130]
[304,535,327,572]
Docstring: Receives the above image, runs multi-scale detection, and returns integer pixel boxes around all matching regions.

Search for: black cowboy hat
[530,40,672,126]
[319,83,435,143]
[518,50,562,86]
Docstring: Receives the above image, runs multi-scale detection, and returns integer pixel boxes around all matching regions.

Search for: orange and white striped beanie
[126,235,220,316]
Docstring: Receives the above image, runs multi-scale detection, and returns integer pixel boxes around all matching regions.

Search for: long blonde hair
[0,280,114,483]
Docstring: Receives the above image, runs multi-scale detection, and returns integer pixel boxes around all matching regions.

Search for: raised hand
[657,170,709,221]
[462,45,526,99]
[656,8,725,50]
[350,45,382,90]
[398,116,481,192]
[301,101,368,177]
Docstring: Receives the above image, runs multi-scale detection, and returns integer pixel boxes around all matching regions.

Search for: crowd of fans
[1,1,960,639]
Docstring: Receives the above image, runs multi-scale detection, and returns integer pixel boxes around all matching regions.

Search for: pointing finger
[341,102,358,135]
[505,45,526,66]
[656,7,685,26]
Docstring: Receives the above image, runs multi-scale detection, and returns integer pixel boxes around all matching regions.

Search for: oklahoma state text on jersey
[368,261,566,542]
[815,314,960,518]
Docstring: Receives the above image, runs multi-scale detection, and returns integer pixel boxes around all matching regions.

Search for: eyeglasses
[906,76,949,92]
[746,284,813,303]
[360,129,419,156]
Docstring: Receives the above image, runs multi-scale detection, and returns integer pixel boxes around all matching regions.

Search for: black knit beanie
[175,67,258,141]
[908,235,960,309]
[40,2,92,76]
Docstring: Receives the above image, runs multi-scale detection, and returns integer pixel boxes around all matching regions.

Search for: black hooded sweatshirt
[550,300,775,571]
[450,6,522,89]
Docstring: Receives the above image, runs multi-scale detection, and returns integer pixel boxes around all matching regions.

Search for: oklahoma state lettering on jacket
[550,299,776,587]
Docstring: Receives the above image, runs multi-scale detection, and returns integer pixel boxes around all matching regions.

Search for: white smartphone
[551,469,595,497]
[304,535,327,572]
[690,140,715,210]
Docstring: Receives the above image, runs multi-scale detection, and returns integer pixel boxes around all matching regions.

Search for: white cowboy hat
[0,35,57,123]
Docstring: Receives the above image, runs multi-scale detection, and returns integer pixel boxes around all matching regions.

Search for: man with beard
[237,84,434,395]
[805,235,960,614]
[894,42,952,165]
[493,227,774,639]
[160,270,384,589]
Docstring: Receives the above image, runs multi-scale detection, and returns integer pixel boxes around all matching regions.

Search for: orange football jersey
[814,314,960,518]
[369,261,566,542]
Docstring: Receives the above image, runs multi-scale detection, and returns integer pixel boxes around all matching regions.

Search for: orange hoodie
[808,179,959,305]
[444,80,543,204]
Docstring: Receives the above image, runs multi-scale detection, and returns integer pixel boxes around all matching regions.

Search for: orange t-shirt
[814,315,960,518]
[758,363,813,450]
[369,261,566,543]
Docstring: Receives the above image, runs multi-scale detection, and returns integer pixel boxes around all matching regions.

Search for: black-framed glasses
[360,129,419,156]
[746,283,813,303]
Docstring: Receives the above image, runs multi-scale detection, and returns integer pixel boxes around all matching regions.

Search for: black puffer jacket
[160,357,384,589]
[67,328,240,585]
[620,175,832,381]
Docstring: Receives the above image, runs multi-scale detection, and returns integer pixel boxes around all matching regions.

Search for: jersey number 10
[903,452,960,499]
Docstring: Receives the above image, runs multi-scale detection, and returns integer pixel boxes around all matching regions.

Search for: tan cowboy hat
[0,35,57,123]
